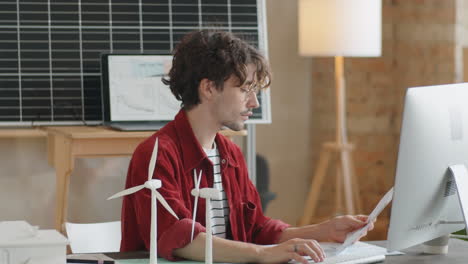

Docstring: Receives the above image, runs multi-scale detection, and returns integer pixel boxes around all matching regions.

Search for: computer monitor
[101,54,180,123]
[387,83,468,252]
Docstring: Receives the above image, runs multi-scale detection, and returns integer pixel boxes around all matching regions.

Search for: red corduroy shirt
[120,109,290,260]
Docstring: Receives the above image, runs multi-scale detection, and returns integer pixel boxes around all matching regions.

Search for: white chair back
[65,221,121,253]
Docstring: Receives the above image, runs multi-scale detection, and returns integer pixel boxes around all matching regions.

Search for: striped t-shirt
[203,145,230,238]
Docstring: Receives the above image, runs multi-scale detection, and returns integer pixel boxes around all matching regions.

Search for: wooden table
[44,126,247,232]
[0,127,46,138]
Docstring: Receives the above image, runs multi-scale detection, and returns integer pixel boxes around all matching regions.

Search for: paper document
[335,187,394,254]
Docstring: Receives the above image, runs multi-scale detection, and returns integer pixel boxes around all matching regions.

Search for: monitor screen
[387,83,468,251]
[102,54,180,122]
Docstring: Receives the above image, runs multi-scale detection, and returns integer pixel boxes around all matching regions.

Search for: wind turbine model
[108,138,178,264]
[190,169,222,264]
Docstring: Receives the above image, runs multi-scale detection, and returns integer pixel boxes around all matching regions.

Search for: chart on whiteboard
[108,55,180,121]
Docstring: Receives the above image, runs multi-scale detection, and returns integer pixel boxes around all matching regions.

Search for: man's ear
[199,78,217,102]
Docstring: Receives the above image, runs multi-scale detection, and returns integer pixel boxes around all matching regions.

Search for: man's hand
[279,215,376,248]
[256,238,325,264]
[175,233,325,264]
[326,215,375,243]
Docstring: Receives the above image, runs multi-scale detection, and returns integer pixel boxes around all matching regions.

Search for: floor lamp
[298,0,382,226]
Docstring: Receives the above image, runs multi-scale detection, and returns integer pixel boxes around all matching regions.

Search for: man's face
[211,64,260,131]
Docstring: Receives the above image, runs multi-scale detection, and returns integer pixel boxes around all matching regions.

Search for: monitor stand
[423,235,450,254]
[423,164,468,254]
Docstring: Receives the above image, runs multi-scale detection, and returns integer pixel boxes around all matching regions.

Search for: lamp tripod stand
[298,56,362,226]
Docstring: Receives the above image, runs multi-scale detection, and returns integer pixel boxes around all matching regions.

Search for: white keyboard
[292,242,387,264]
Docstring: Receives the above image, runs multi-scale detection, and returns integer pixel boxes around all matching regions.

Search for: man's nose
[247,92,260,109]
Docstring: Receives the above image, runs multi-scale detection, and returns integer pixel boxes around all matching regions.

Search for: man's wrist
[249,244,264,263]
[278,226,297,242]
[279,221,333,242]
[318,219,333,241]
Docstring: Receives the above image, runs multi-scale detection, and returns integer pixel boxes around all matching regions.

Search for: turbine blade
[155,190,179,220]
[193,169,197,190]
[191,194,199,241]
[148,137,159,181]
[196,169,202,189]
[107,185,145,200]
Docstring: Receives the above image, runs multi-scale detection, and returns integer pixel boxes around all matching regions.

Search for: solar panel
[0,0,270,125]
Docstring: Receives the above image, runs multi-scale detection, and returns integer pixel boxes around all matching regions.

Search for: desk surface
[372,239,467,263]
[106,239,468,263]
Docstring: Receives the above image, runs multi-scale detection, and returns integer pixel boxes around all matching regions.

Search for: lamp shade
[298,0,382,57]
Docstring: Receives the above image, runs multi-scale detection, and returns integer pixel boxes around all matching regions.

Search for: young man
[120,30,373,264]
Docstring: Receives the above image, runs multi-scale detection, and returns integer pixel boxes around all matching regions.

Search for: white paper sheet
[334,187,394,254]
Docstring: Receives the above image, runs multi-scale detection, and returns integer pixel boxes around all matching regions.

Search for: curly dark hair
[162,30,271,110]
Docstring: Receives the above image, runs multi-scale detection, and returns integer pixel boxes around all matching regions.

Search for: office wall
[256,0,312,225]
